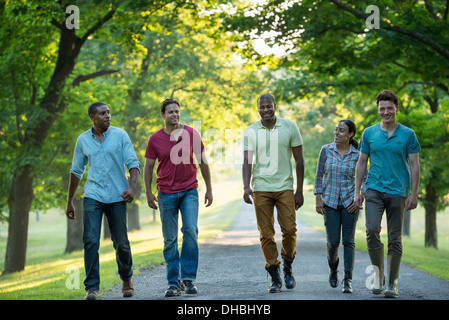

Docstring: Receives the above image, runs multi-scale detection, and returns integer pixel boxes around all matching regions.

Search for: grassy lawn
[298,185,449,281]
[0,176,243,300]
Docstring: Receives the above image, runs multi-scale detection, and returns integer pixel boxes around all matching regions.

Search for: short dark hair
[376,90,398,107]
[257,93,276,105]
[161,99,180,114]
[88,102,106,116]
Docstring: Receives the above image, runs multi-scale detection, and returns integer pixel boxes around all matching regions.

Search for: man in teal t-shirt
[354,90,421,298]
[242,93,305,293]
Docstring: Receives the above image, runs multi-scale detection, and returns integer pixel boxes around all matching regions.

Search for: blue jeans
[83,197,133,291]
[324,204,358,272]
[157,188,199,287]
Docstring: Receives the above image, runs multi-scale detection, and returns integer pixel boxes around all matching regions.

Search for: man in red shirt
[144,99,213,297]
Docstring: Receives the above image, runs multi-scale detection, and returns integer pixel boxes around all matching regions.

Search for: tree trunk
[3,165,34,274]
[2,9,117,274]
[65,198,84,253]
[424,181,438,248]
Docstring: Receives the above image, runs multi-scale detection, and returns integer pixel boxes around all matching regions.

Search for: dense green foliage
[0,0,264,273]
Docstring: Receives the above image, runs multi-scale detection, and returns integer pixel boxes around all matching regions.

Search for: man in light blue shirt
[354,90,420,299]
[66,102,140,300]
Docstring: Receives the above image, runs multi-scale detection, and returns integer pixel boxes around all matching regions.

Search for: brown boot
[84,290,99,300]
[122,278,135,298]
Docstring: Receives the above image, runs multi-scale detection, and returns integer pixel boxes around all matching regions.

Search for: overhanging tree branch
[327,0,449,61]
[72,69,119,86]
[318,26,368,35]
[79,6,118,46]
[50,17,64,30]
[170,86,208,99]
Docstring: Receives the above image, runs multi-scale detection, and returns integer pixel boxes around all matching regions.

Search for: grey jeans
[364,189,406,255]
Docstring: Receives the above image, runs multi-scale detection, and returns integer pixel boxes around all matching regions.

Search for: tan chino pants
[254,190,297,268]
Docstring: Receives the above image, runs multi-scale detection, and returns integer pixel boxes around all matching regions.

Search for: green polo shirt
[359,123,421,198]
[243,117,303,192]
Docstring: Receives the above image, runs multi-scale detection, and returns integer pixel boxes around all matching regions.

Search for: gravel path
[103,201,449,301]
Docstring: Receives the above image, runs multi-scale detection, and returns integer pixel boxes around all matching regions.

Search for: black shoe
[328,258,339,288]
[165,286,182,297]
[181,280,198,294]
[283,259,296,289]
[266,265,282,293]
[342,271,353,293]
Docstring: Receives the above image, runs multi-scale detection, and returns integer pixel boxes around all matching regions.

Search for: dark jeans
[83,197,133,291]
[364,189,405,255]
[324,204,358,272]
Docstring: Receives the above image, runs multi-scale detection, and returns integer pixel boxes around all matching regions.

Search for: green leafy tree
[223,0,449,247]
[1,0,265,265]
[0,0,189,274]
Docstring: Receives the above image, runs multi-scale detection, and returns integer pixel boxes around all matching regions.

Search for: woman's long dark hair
[339,119,358,149]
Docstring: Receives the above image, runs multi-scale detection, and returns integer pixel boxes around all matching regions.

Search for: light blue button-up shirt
[70,126,141,204]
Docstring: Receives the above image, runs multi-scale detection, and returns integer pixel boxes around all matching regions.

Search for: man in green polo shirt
[242,93,305,293]
[354,90,421,298]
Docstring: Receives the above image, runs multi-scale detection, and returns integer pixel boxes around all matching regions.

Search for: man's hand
[353,192,363,210]
[405,193,418,210]
[295,190,304,210]
[121,188,136,203]
[243,187,254,205]
[347,201,359,214]
[66,201,76,220]
[66,174,81,220]
[147,193,158,210]
[205,190,213,207]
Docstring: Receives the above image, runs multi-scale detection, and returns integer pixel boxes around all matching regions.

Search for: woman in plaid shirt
[314,120,364,294]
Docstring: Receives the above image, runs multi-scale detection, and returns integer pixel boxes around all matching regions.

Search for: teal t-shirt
[359,123,421,198]
[243,117,303,192]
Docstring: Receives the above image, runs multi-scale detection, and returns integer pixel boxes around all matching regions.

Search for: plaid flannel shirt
[314,142,366,209]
